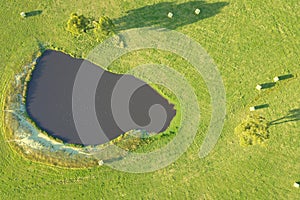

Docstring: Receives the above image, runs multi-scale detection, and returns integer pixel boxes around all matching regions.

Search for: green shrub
[235,114,270,146]
[113,131,153,151]
[66,13,115,41]
[93,16,115,42]
[66,13,90,35]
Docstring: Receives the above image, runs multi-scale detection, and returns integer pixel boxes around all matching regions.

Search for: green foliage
[235,115,270,146]
[66,13,115,42]
[93,16,115,42]
[1,0,300,199]
[113,131,153,151]
[66,13,90,35]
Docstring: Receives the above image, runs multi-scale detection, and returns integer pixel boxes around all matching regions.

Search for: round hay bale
[20,12,26,18]
[250,106,256,111]
[98,160,104,166]
[273,76,280,82]
[256,85,262,90]
[195,8,201,15]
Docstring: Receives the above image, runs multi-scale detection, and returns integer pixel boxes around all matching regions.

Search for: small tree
[66,13,89,35]
[235,114,270,146]
[93,16,115,42]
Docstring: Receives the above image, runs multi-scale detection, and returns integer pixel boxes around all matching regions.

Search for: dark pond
[25,50,176,145]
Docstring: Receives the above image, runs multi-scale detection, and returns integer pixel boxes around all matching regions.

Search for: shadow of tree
[269,108,300,125]
[114,1,229,31]
[34,38,46,52]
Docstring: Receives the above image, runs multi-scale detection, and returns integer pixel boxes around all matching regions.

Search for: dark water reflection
[25,50,176,145]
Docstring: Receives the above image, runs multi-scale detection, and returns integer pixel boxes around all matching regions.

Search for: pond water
[25,50,176,145]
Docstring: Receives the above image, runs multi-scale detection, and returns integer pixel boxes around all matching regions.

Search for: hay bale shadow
[255,104,269,110]
[278,74,294,81]
[260,82,276,89]
[25,10,42,18]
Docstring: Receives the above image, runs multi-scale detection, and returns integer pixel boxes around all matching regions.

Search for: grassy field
[1,0,299,199]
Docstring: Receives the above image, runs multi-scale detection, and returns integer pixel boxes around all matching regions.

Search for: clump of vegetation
[93,16,115,42]
[66,13,115,41]
[66,13,91,35]
[235,114,270,146]
[113,131,153,151]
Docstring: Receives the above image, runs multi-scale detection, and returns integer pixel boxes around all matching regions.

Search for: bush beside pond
[66,13,115,42]
[235,114,270,146]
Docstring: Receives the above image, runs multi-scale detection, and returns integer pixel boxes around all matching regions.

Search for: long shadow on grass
[269,108,300,125]
[25,10,43,17]
[114,1,229,31]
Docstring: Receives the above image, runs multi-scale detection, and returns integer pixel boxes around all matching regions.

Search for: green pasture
[0,0,299,199]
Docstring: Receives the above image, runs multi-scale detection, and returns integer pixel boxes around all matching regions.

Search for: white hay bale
[294,182,300,188]
[119,40,125,48]
[98,160,104,166]
[273,76,280,82]
[250,106,256,111]
[195,8,201,15]
[168,12,173,18]
[256,85,262,90]
[20,12,26,18]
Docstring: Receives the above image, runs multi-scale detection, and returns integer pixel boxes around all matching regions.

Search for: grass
[0,0,299,199]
